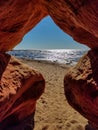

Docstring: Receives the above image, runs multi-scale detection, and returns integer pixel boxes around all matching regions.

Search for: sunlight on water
[8,49,88,65]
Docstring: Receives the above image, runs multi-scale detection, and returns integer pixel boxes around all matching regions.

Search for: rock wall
[0,0,98,51]
[64,50,98,129]
[0,0,98,129]
[0,0,48,51]
[0,53,45,129]
[44,0,98,48]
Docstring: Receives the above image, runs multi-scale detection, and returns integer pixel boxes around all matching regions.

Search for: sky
[14,16,89,50]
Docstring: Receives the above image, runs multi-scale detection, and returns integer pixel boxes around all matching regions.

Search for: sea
[8,49,88,65]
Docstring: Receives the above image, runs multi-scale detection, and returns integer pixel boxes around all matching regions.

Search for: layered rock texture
[0,0,48,51]
[64,50,98,130]
[0,0,98,51]
[0,53,45,129]
[44,0,98,49]
[0,0,98,129]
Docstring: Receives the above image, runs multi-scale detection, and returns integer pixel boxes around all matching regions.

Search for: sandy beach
[20,58,88,130]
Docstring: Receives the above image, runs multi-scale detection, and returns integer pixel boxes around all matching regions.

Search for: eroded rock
[44,0,98,48]
[0,1,98,51]
[64,49,98,130]
[0,0,48,51]
[0,53,45,129]
[0,0,98,129]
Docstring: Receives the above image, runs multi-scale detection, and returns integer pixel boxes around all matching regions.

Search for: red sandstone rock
[64,49,98,130]
[0,53,45,129]
[0,0,48,51]
[0,0,98,129]
[0,1,98,51]
[44,0,98,48]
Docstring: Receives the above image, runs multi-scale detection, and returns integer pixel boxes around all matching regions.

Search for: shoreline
[19,57,73,68]
[19,58,87,130]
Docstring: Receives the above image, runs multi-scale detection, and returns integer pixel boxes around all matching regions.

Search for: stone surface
[0,112,35,130]
[44,0,98,48]
[0,53,45,129]
[0,1,98,51]
[64,49,98,129]
[0,0,48,51]
[0,0,98,129]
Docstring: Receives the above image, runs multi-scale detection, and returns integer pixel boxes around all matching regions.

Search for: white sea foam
[8,49,88,65]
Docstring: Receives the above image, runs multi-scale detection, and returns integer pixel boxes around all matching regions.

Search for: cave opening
[14,16,89,50]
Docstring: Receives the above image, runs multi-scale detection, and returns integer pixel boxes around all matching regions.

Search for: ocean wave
[8,49,88,65]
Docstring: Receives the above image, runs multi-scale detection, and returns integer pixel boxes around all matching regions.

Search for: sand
[20,58,88,130]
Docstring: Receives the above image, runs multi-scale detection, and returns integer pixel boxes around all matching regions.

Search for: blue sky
[15,16,89,50]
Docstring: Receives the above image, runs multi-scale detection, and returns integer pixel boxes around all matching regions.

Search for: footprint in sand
[42,125,49,130]
[65,120,84,130]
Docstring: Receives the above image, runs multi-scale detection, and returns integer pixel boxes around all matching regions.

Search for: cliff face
[0,0,48,51]
[0,0,98,51]
[64,50,98,129]
[0,54,45,129]
[44,0,98,48]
